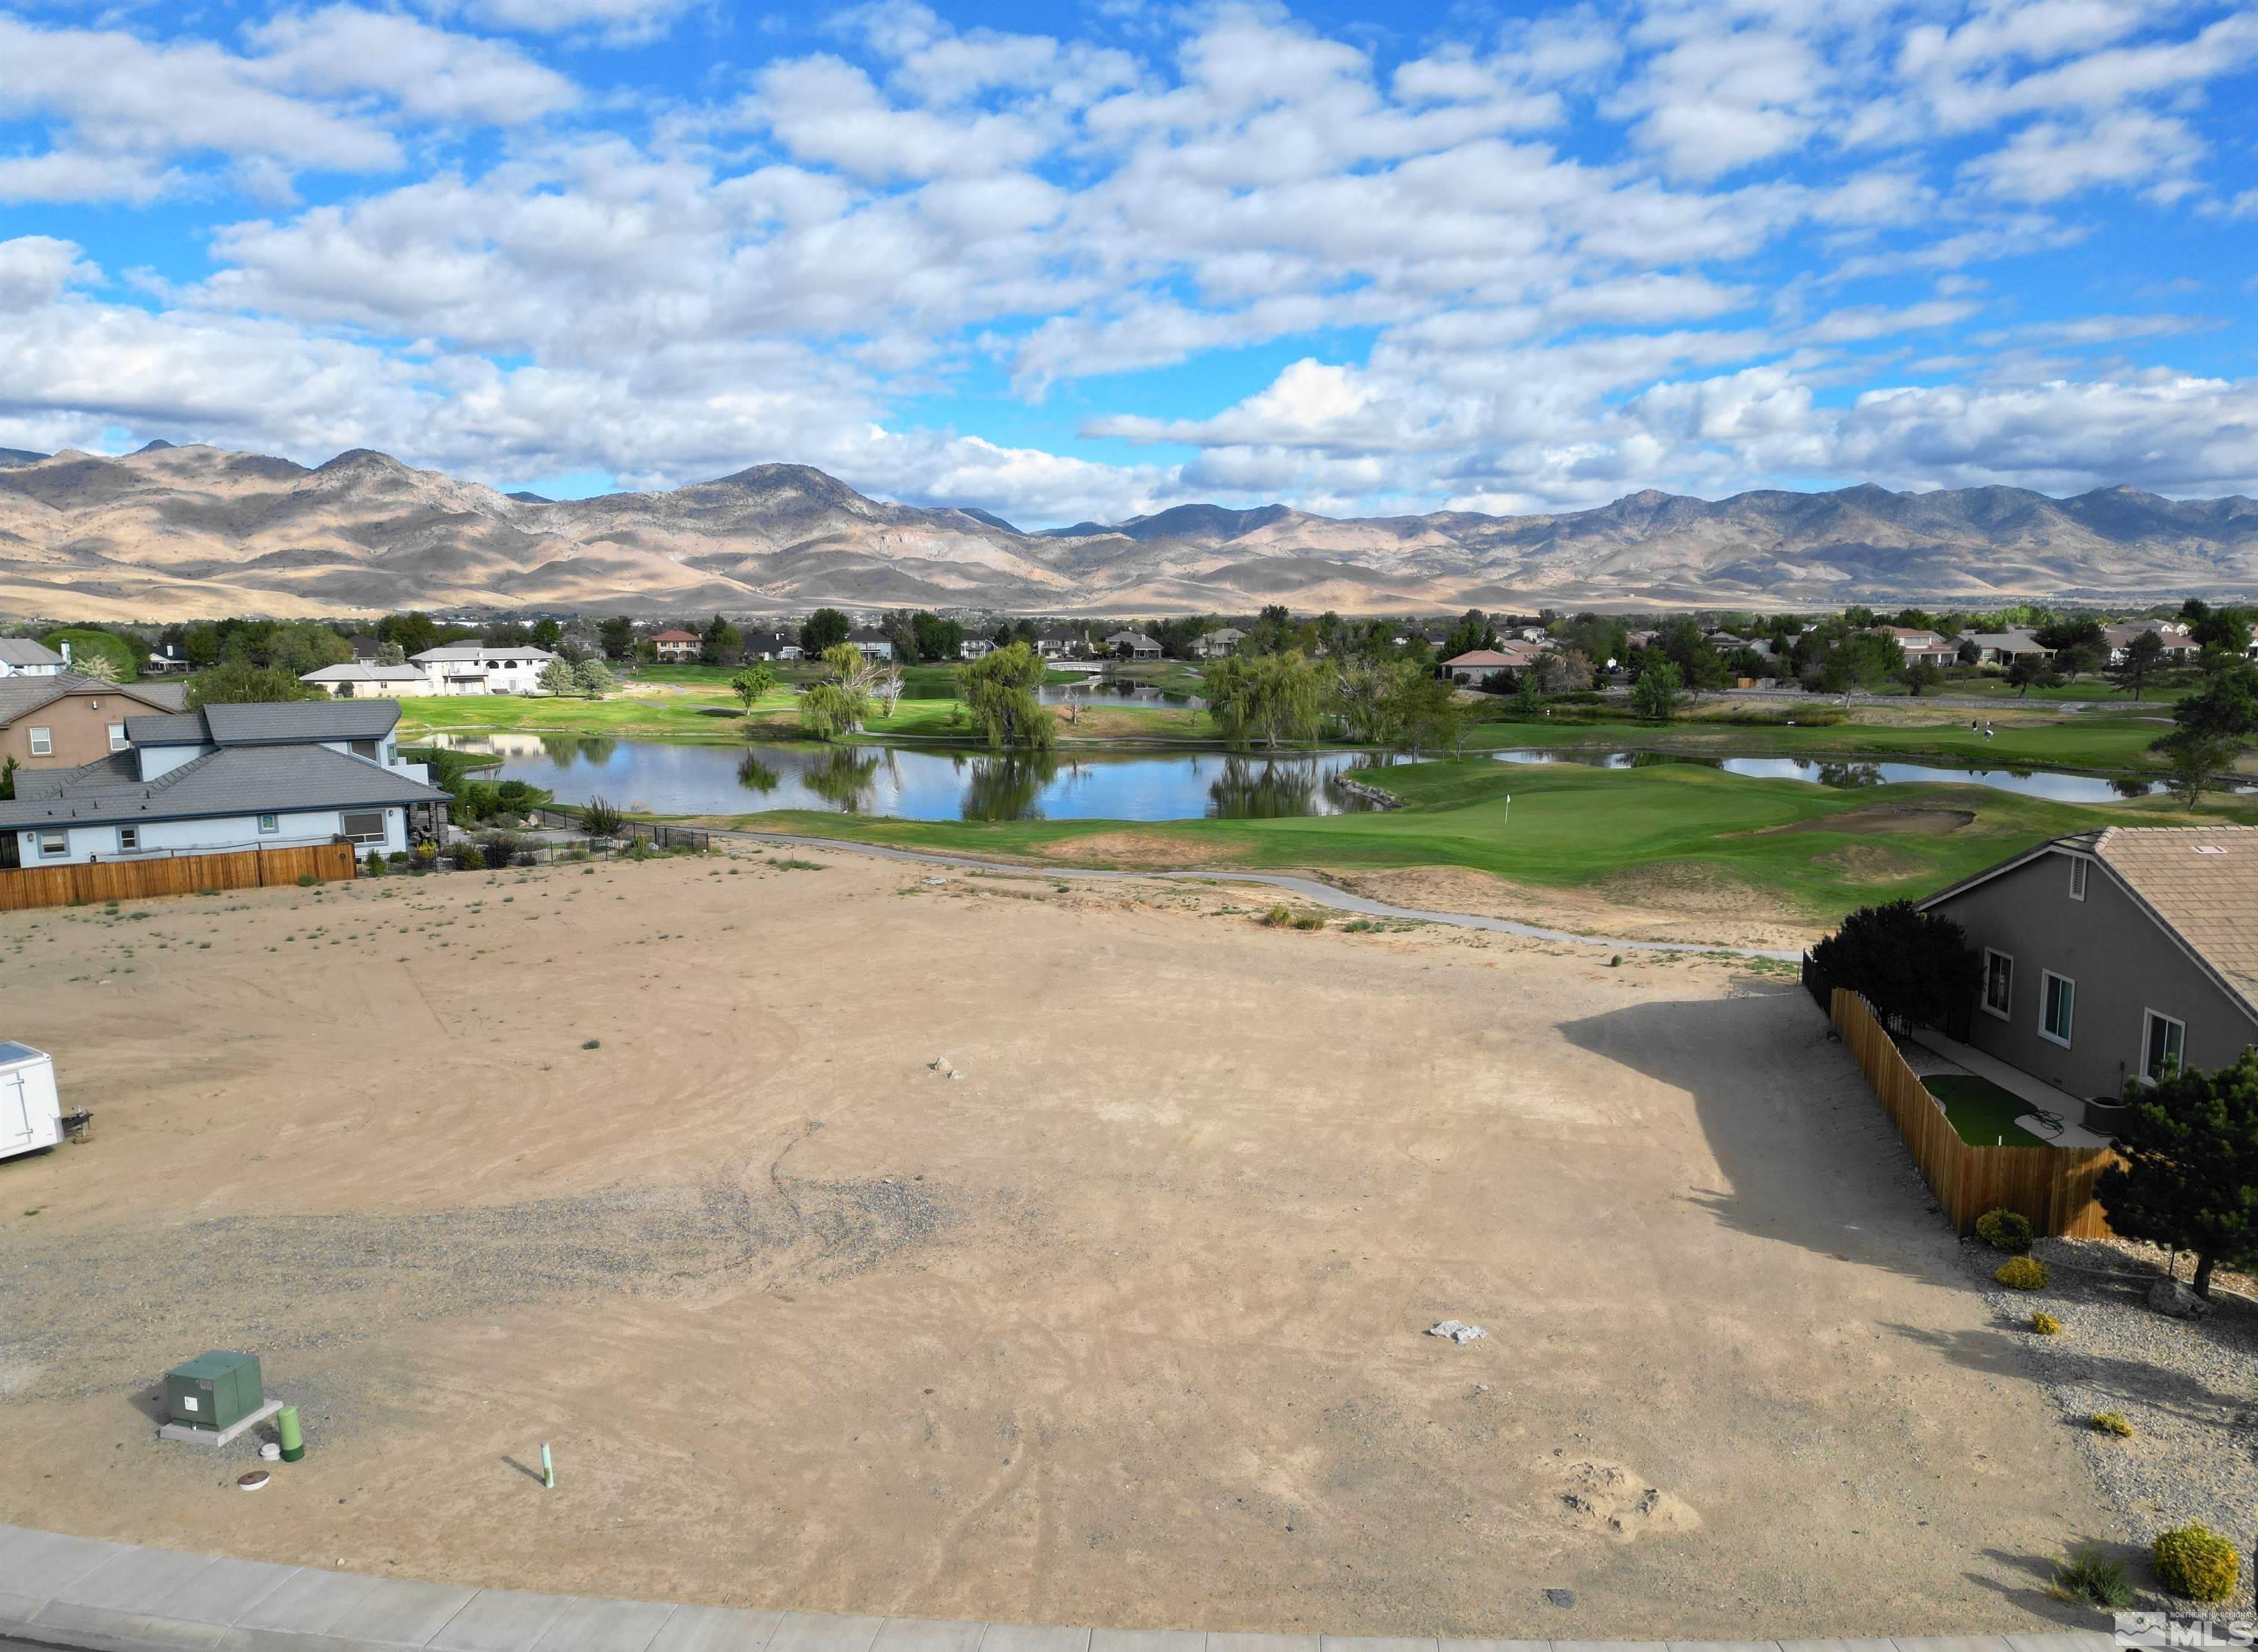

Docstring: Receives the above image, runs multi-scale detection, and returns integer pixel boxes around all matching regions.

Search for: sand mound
[1325,863,1821,949]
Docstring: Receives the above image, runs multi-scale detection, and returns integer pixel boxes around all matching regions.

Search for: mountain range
[3,441,2257,619]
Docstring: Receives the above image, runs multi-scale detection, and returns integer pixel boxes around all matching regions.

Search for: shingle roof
[2091,826,2258,1008]
[0,673,180,728]
[0,741,447,831]
[651,629,700,643]
[124,699,402,747]
[0,639,65,667]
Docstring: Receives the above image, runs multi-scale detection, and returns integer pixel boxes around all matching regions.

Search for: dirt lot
[0,852,2113,1636]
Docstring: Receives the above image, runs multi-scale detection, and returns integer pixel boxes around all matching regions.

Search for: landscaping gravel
[1975,1234,2258,1611]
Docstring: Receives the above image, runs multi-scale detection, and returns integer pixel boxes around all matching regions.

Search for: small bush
[581,1038,601,1051]
[413,840,440,867]
[1259,904,1293,927]
[1994,1255,2050,1290]
[454,844,485,872]
[2154,1524,2240,1603]
[580,797,623,837]
[2090,1411,2134,1437]
[2050,1548,2133,1609]
[1291,912,1325,930]
[1976,1208,2035,1253]
[362,852,387,877]
[295,873,319,887]
[2031,1311,2061,1335]
[480,833,527,868]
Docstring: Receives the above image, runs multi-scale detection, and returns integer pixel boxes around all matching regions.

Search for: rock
[1427,1319,1487,1344]
[2148,1278,2214,1320]
[1544,1589,1576,1609]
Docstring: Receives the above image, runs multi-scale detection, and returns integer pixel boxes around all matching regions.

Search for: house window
[27,726,51,756]
[2068,856,2088,899]
[116,827,138,852]
[107,723,127,752]
[350,739,379,760]
[2041,971,2076,1046]
[37,830,67,858]
[340,810,387,844]
[1983,950,2014,1020]
[2142,1011,2186,1084]
[257,813,279,835]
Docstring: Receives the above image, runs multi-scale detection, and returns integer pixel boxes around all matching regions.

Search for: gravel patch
[1973,1235,2258,1610]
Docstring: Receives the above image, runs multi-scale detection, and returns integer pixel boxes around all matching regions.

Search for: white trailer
[0,1042,64,1162]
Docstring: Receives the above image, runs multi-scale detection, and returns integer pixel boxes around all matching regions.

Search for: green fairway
[1465,708,2178,772]
[689,755,2239,922]
[1922,1074,2052,1148]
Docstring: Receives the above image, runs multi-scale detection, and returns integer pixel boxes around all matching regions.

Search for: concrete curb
[0,1525,2112,1652]
[706,830,1803,961]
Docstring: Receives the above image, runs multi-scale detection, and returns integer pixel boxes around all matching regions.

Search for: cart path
[711,827,1803,960]
[0,1521,2109,1652]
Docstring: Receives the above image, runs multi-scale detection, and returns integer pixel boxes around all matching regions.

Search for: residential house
[1917,827,2258,1121]
[0,639,66,678]
[1035,626,1089,660]
[1883,627,1960,666]
[2102,622,2198,665]
[0,699,447,869]
[1192,626,1247,659]
[346,635,387,663]
[299,662,434,698]
[958,636,994,660]
[651,628,702,663]
[753,631,805,661]
[409,643,558,695]
[1959,630,2046,666]
[845,628,895,661]
[144,641,195,675]
[1442,641,1546,686]
[0,674,186,770]
[1105,630,1163,661]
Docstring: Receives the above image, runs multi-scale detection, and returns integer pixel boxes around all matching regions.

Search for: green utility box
[164,1351,263,1434]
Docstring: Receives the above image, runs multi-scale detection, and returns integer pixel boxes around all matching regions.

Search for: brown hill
[1,443,2255,618]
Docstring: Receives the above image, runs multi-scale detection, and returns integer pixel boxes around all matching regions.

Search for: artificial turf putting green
[1921,1074,2053,1148]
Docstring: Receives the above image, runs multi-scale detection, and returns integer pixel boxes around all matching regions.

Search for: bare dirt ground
[0,853,2114,1636]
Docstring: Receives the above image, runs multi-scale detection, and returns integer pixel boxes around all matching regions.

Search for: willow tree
[959,642,1053,748]
[1208,651,1326,750]
[798,643,881,741]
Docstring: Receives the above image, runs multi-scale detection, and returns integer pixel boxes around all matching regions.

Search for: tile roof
[0,639,65,667]
[409,644,556,662]
[0,741,446,831]
[298,663,428,683]
[2091,825,2258,1008]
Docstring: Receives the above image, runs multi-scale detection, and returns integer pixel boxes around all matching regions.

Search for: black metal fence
[528,806,710,852]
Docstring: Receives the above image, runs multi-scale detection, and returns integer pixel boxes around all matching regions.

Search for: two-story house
[409,644,558,695]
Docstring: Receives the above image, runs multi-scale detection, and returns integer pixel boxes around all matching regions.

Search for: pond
[1490,749,2156,802]
[892,678,1202,708]
[426,736,1374,822]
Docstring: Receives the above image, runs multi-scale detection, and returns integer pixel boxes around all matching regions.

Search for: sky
[1,0,2255,526]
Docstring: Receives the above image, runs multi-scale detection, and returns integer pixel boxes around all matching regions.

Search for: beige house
[300,663,434,698]
[0,674,184,770]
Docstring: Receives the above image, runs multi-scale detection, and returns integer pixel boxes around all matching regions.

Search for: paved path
[0,1523,2110,1652]
[710,830,1802,961]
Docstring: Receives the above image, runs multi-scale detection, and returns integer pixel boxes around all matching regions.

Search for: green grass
[1923,1074,2051,1146]
[691,757,2216,922]
[1463,708,2179,773]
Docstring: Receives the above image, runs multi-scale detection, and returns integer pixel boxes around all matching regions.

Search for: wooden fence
[1830,987,2119,1238]
[0,841,357,913]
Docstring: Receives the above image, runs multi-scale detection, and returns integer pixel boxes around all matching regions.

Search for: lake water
[429,735,1372,821]
[1490,749,2155,802]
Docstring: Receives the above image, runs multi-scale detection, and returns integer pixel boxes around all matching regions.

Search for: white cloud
[246,7,579,124]
[0,237,101,312]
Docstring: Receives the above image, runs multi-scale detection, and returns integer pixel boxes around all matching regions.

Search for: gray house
[1918,826,2258,1116]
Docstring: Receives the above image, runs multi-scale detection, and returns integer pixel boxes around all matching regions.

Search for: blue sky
[1,0,2254,524]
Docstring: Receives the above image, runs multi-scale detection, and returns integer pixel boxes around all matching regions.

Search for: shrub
[580,797,623,838]
[454,843,485,872]
[2050,1548,2133,1609]
[2031,1311,2061,1335]
[1291,912,1325,930]
[1976,1209,2035,1253]
[2154,1524,2240,1602]
[413,840,439,866]
[1260,904,1293,927]
[1994,1255,2049,1290]
[479,833,526,868]
[2090,1411,2134,1437]
[581,1038,601,1051]
[362,851,387,877]
[295,873,319,887]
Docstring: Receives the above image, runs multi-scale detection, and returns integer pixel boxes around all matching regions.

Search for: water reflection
[736,753,780,794]
[1490,748,2154,802]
